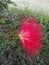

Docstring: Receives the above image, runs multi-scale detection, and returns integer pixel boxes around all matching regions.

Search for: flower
[19,16,44,58]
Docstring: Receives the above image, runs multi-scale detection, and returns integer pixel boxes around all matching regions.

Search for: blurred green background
[0,0,49,65]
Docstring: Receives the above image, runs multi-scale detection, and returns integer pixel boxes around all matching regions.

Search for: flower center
[19,33,24,40]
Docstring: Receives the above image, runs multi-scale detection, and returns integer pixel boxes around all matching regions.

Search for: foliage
[0,0,49,65]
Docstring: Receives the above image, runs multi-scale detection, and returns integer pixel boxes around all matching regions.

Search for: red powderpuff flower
[19,16,44,58]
